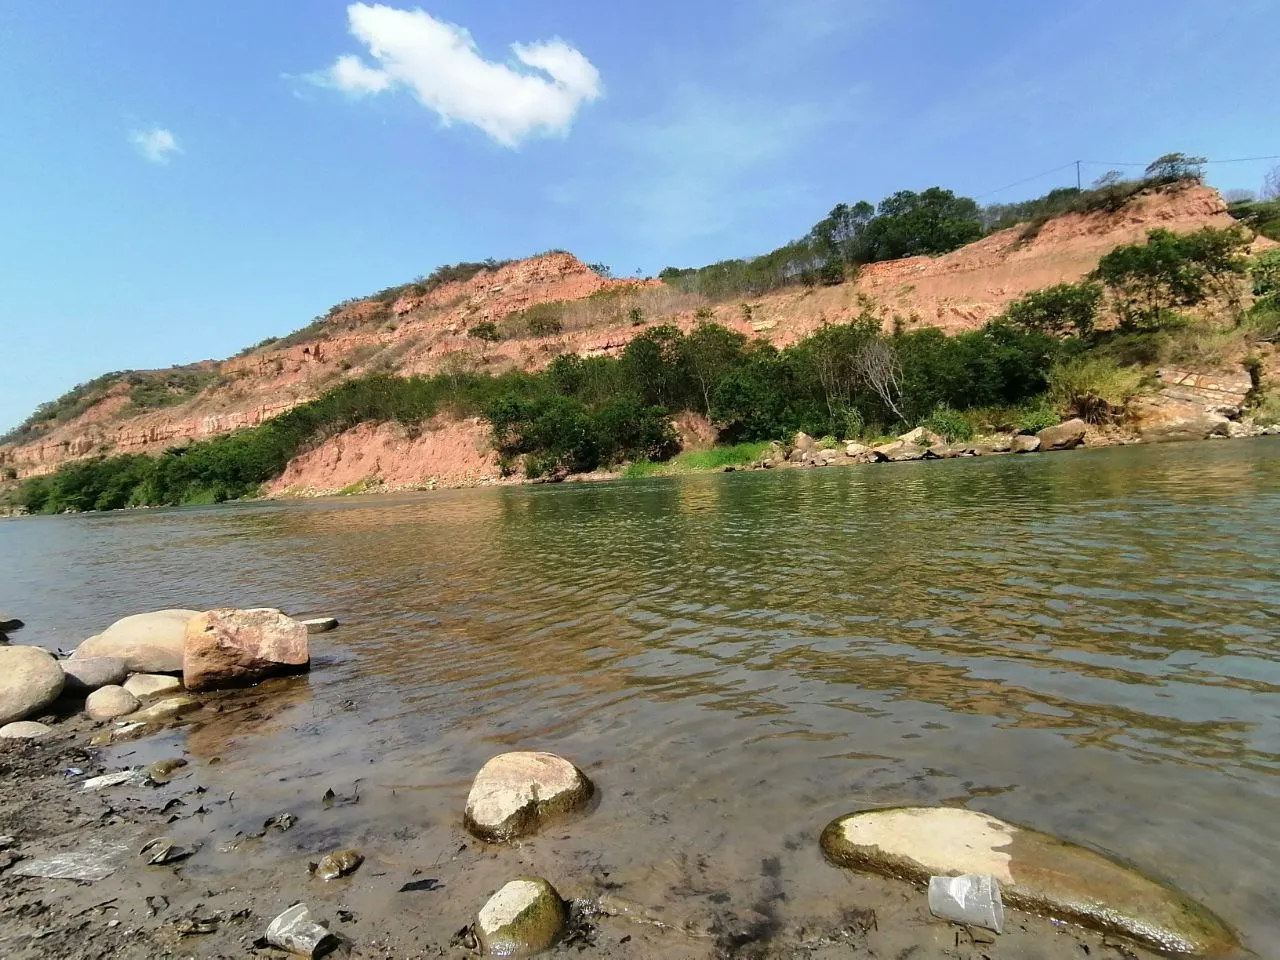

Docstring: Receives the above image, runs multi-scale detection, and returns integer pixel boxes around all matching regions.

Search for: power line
[977,153,1280,198]
[974,162,1078,199]
[1082,155,1280,167]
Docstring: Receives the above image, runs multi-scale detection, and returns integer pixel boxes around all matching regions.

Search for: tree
[467,321,501,359]
[1090,227,1250,329]
[1144,152,1207,185]
[1002,282,1102,338]
[680,323,747,416]
[1263,164,1280,202]
[587,262,613,279]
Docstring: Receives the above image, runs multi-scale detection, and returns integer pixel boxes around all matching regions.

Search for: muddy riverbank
[1,700,1178,960]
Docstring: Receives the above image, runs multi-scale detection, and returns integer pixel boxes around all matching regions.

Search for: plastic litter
[10,840,130,882]
[81,769,146,791]
[264,903,338,957]
[927,873,1005,934]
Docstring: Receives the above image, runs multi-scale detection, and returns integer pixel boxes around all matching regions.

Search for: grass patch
[622,441,772,478]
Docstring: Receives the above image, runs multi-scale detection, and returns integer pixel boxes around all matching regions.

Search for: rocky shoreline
[0,609,1249,958]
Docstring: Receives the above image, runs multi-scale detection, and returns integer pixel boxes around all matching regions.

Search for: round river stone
[72,610,200,674]
[475,877,568,957]
[464,752,593,842]
[0,645,65,725]
[820,806,1236,957]
[86,685,141,721]
[61,657,129,693]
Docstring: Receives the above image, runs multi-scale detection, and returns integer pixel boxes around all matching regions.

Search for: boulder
[126,694,200,723]
[1036,418,1088,451]
[0,614,23,631]
[792,431,816,453]
[123,673,182,700]
[464,752,594,842]
[872,441,925,462]
[820,807,1236,957]
[1010,434,1041,453]
[475,877,569,957]
[898,426,945,448]
[844,442,873,461]
[1132,398,1230,444]
[0,646,65,725]
[86,685,141,721]
[61,657,128,694]
[300,617,339,634]
[182,608,310,691]
[0,720,53,738]
[72,609,200,674]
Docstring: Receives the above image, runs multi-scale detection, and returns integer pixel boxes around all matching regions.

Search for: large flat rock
[183,608,310,691]
[820,807,1236,957]
[72,610,200,673]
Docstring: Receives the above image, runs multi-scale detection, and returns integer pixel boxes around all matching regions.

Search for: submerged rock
[86,685,141,721]
[183,608,310,691]
[464,751,594,842]
[0,614,24,632]
[61,656,128,693]
[475,877,569,957]
[123,673,182,700]
[0,720,53,738]
[127,694,200,724]
[0,645,65,725]
[300,617,339,634]
[1010,434,1041,453]
[72,610,200,674]
[819,806,1236,957]
[1036,418,1088,450]
[312,849,363,881]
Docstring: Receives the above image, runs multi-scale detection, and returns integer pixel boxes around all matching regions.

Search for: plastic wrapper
[927,873,1004,933]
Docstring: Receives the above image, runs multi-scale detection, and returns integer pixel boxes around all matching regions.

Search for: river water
[2,438,1278,955]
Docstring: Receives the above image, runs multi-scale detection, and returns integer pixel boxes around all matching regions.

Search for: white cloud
[313,3,602,147]
[130,127,181,164]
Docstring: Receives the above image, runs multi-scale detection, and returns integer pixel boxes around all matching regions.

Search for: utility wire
[977,154,1280,198]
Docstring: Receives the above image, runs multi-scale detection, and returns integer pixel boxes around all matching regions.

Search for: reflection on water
[2,438,1278,949]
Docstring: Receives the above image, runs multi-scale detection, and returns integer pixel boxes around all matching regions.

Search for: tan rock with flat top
[1036,418,1088,450]
[183,608,310,691]
[464,752,594,842]
[72,610,200,673]
[123,673,182,700]
[820,807,1236,957]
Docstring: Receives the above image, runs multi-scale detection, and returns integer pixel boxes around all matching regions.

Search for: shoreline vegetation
[5,161,1280,515]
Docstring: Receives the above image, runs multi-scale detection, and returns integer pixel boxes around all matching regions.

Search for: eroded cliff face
[0,186,1248,487]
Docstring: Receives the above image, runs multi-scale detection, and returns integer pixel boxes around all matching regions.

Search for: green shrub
[1001,282,1101,338]
[1090,227,1250,330]
[1014,404,1061,433]
[526,313,564,337]
[467,322,501,343]
[1048,357,1145,423]
[919,405,974,442]
[1251,248,1280,301]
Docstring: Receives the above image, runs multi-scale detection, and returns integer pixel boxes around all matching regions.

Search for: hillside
[0,183,1245,486]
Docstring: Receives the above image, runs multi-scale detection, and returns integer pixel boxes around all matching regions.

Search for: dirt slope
[0,185,1241,488]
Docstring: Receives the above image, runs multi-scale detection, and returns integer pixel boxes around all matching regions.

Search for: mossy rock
[475,877,568,957]
[464,752,594,842]
[820,806,1237,957]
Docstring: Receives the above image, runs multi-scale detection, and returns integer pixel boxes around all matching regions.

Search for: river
[2,437,1278,955]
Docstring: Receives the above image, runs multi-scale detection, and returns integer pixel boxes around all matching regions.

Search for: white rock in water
[0,720,53,738]
[123,673,182,699]
[300,617,339,634]
[72,610,200,673]
[86,685,141,721]
[126,694,200,723]
[0,645,65,726]
[475,877,568,957]
[820,807,1236,957]
[464,752,594,842]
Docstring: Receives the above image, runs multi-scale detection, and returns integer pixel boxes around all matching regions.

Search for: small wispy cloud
[309,3,602,148]
[130,127,181,164]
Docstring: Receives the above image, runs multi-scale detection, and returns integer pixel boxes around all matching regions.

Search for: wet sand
[0,694,1174,960]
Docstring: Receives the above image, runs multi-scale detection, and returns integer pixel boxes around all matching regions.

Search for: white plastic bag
[927,873,1005,933]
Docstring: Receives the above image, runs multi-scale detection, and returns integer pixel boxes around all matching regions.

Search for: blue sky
[1,0,1277,432]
